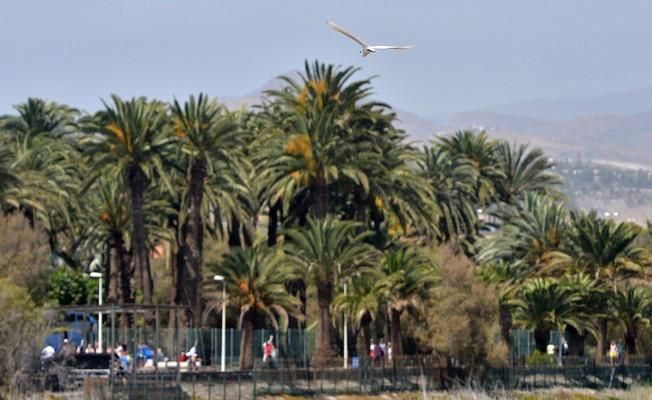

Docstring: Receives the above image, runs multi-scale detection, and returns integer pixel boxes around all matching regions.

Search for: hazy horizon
[2,0,652,116]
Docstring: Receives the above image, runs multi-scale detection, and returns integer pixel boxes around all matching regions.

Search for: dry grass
[257,386,652,400]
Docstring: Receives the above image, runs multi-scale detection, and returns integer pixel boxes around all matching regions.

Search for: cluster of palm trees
[2,60,644,371]
[479,195,652,364]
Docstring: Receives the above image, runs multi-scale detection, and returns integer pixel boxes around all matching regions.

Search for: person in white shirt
[40,345,55,370]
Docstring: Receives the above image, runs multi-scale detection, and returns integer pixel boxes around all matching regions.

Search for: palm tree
[511,278,590,364]
[561,210,649,361]
[83,95,174,312]
[284,216,378,365]
[77,178,131,304]
[494,141,562,205]
[332,274,382,359]
[331,107,440,240]
[611,286,652,360]
[378,247,438,358]
[558,273,608,356]
[1,98,83,265]
[565,211,648,291]
[74,177,137,326]
[477,192,568,276]
[0,148,18,201]
[170,94,245,327]
[258,61,376,220]
[479,261,526,350]
[419,145,478,242]
[438,130,504,205]
[204,244,301,370]
[0,97,78,144]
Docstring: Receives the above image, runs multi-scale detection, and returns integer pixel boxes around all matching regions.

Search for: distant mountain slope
[481,86,652,120]
[442,110,652,165]
[221,72,652,166]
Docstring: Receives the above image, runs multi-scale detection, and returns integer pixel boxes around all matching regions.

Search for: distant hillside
[481,86,652,121]
[221,72,652,166]
[437,110,652,165]
[220,72,652,221]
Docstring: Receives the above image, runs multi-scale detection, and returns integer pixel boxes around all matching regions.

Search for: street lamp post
[89,271,103,352]
[214,275,226,372]
[338,263,348,369]
[343,282,348,369]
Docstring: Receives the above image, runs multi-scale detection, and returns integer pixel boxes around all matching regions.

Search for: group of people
[40,338,83,369]
[545,337,626,366]
[369,339,392,364]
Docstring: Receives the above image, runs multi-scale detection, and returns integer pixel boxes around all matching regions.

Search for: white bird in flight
[327,20,415,57]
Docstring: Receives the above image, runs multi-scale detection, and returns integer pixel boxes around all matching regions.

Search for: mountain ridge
[221,73,652,167]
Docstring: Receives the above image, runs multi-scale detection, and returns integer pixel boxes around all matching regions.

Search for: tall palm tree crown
[378,247,438,357]
[170,94,250,326]
[494,141,562,205]
[284,216,378,364]
[83,95,175,311]
[205,244,301,369]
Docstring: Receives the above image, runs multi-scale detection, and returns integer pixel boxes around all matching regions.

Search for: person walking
[609,341,618,366]
[263,335,276,368]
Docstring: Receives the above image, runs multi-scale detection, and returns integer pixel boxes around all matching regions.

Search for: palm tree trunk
[389,308,403,358]
[168,239,179,328]
[355,191,368,225]
[533,327,549,354]
[267,201,280,246]
[108,230,131,326]
[596,319,608,363]
[178,159,206,327]
[120,250,133,328]
[315,283,335,365]
[357,320,372,360]
[498,304,512,350]
[240,310,256,370]
[567,326,585,356]
[312,175,329,219]
[107,234,120,304]
[625,329,637,363]
[286,280,305,330]
[127,165,153,320]
[228,218,242,247]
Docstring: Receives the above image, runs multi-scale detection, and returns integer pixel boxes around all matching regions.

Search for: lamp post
[337,263,348,369]
[89,271,103,352]
[213,275,226,372]
[343,282,348,369]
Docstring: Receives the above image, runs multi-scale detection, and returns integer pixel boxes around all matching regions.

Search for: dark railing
[19,356,652,399]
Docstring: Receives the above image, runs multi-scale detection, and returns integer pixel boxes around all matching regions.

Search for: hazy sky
[1,0,651,116]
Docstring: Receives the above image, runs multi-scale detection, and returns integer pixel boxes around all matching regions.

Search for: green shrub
[526,349,554,366]
[47,266,94,305]
[0,279,44,392]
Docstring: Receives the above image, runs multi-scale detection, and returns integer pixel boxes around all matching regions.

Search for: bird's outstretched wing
[327,20,369,48]
[370,45,415,50]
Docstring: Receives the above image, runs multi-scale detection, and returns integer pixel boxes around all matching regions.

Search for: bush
[0,279,44,394]
[47,266,95,305]
[0,214,51,304]
[526,350,554,366]
[415,245,509,375]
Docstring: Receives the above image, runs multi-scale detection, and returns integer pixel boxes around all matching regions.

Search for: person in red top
[263,335,276,368]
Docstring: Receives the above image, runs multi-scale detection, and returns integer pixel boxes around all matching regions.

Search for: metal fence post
[222,369,227,400]
[252,364,257,400]
[320,365,324,393]
[208,371,212,400]
[192,373,196,399]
